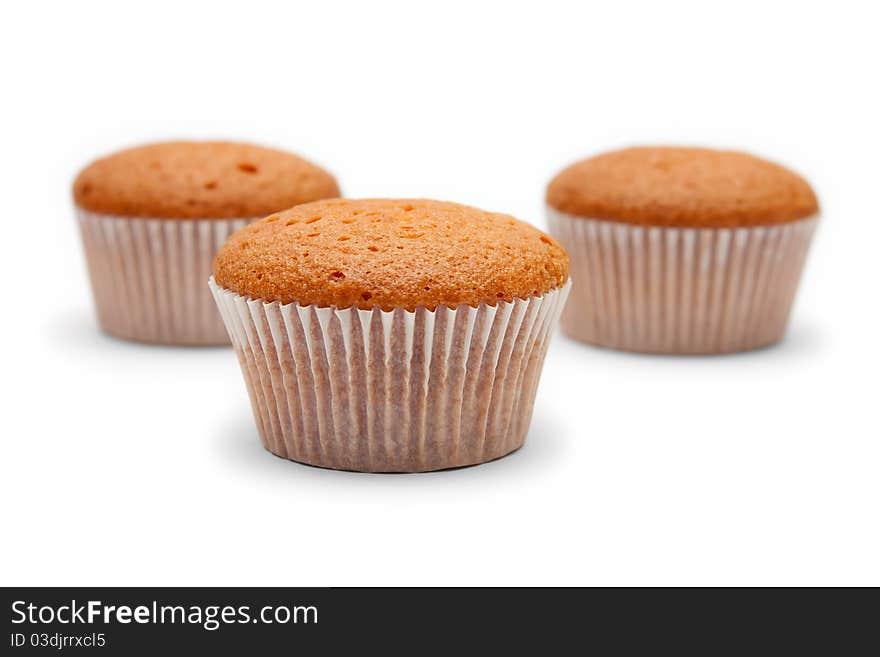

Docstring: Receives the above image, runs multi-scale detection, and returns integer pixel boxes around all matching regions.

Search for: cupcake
[546,147,819,354]
[74,141,340,345]
[210,199,570,472]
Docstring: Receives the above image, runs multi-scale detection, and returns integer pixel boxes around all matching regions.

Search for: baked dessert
[210,198,570,472]
[546,146,819,353]
[74,140,340,344]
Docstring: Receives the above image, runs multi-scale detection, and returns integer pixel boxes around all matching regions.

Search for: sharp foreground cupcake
[74,141,340,345]
[546,147,819,354]
[210,199,570,472]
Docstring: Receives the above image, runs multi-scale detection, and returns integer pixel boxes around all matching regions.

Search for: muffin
[74,141,340,345]
[210,199,570,472]
[546,147,819,354]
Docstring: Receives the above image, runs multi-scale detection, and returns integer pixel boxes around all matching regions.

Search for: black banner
[1,587,875,653]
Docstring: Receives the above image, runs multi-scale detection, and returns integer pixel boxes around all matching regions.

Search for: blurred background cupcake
[210,198,570,472]
[546,147,819,354]
[73,141,340,345]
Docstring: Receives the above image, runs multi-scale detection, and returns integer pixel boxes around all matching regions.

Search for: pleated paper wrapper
[210,278,570,472]
[547,207,817,354]
[77,209,252,345]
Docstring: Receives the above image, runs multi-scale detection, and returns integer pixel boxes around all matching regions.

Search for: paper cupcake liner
[209,278,570,472]
[77,209,252,345]
[546,207,818,354]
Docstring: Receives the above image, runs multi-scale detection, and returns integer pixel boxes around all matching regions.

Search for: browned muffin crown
[546,147,818,227]
[73,141,340,219]
[213,199,569,311]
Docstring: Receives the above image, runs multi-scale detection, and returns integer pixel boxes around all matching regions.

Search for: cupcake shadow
[215,406,568,482]
[46,308,232,352]
[557,320,825,361]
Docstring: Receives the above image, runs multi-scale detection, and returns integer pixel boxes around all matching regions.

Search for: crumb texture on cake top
[546,147,818,227]
[213,199,570,311]
[73,141,340,219]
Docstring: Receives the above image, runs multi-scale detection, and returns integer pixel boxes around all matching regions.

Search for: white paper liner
[77,209,252,344]
[209,277,570,472]
[546,206,818,354]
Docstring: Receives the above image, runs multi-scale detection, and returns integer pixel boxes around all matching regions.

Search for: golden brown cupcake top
[546,147,818,227]
[73,141,340,219]
[213,198,569,311]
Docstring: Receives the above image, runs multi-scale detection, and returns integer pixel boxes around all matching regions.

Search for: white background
[2,0,878,586]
